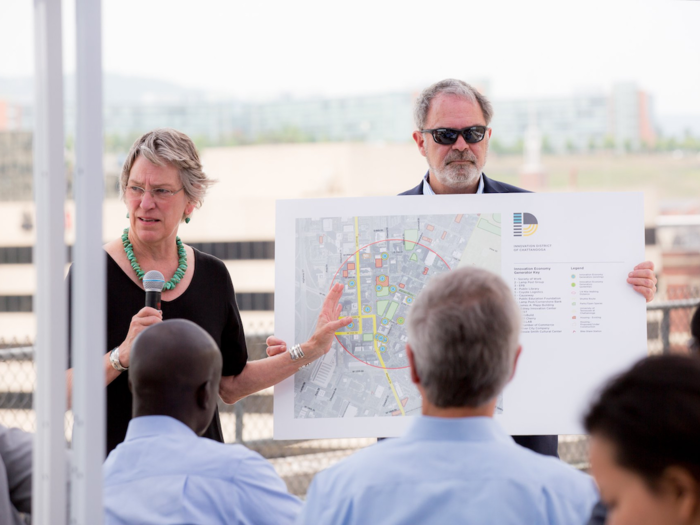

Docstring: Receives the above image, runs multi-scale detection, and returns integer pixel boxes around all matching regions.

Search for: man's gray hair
[120,128,215,216]
[407,267,520,408]
[414,79,494,129]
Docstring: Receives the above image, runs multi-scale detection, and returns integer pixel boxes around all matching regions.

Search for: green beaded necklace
[121,228,187,291]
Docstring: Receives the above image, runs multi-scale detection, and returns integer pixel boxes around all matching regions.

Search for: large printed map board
[274,193,647,439]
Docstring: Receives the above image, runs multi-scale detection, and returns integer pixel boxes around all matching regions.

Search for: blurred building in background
[0,99,28,131]
[0,76,661,153]
[492,83,657,153]
[657,213,700,298]
[248,92,414,143]
[0,131,33,201]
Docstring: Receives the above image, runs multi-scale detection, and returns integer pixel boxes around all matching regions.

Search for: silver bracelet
[289,344,305,361]
[109,346,128,372]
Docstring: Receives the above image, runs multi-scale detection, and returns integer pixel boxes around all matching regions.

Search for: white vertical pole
[72,0,105,523]
[32,0,67,524]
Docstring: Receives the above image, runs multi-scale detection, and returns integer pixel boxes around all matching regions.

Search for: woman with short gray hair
[66,128,350,453]
[119,128,213,215]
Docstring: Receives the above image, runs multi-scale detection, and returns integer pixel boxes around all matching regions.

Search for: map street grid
[294,212,502,420]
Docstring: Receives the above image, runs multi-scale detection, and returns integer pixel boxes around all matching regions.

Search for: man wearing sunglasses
[399,79,657,458]
[403,79,535,197]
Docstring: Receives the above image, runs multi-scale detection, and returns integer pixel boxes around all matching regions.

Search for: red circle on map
[331,238,451,369]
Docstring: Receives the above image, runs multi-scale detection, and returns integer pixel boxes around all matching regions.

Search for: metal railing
[1,299,698,495]
[646,298,700,354]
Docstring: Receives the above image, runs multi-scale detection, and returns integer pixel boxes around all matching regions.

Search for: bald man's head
[129,319,222,435]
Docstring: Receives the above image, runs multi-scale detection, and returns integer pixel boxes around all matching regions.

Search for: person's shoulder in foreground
[104,416,300,525]
[0,424,34,525]
[104,319,300,525]
[585,354,700,525]
[297,416,597,525]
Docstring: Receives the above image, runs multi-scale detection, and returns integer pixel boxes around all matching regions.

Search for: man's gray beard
[430,154,484,191]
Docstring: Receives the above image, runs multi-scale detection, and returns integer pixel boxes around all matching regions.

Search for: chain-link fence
[1,300,698,495]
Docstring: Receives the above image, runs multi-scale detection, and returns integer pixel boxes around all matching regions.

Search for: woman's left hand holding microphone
[115,306,163,368]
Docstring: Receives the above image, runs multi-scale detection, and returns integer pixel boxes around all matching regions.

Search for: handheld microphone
[143,270,165,310]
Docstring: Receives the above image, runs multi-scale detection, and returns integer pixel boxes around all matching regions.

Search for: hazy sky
[1,0,699,115]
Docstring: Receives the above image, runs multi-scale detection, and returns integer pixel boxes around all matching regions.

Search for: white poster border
[273,192,647,439]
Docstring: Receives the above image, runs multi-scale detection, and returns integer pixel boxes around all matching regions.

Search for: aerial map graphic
[294,212,502,419]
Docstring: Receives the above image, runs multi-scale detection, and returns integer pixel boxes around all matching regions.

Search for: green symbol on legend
[571,283,576,287]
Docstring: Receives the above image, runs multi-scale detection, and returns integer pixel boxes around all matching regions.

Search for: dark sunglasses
[420,126,488,145]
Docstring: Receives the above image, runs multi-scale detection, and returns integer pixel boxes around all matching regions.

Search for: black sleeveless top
[68,248,248,454]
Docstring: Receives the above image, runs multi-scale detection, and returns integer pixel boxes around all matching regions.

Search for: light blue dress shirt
[104,416,301,525]
[422,172,485,195]
[298,417,598,525]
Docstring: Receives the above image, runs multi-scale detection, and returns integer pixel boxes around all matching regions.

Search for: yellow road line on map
[335,314,377,335]
[371,317,405,416]
[349,217,405,416]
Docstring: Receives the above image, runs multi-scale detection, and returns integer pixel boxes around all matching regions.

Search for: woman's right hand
[265,283,351,363]
[117,307,162,369]
[302,283,352,361]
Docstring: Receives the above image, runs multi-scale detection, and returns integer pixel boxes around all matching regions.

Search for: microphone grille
[143,270,165,292]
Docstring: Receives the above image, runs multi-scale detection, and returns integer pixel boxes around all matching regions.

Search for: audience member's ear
[196,381,212,411]
[508,346,522,383]
[661,466,700,522]
[407,345,421,385]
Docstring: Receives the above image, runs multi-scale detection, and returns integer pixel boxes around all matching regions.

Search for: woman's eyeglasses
[126,186,184,201]
[420,126,488,145]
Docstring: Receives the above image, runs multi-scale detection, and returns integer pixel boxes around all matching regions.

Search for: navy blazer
[399,172,530,195]
[399,172,558,459]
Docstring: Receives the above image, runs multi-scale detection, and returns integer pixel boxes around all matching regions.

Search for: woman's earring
[126,212,129,218]
[185,216,191,224]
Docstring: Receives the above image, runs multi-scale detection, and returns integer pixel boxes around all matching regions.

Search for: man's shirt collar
[422,171,485,195]
[124,415,197,442]
[403,415,514,445]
